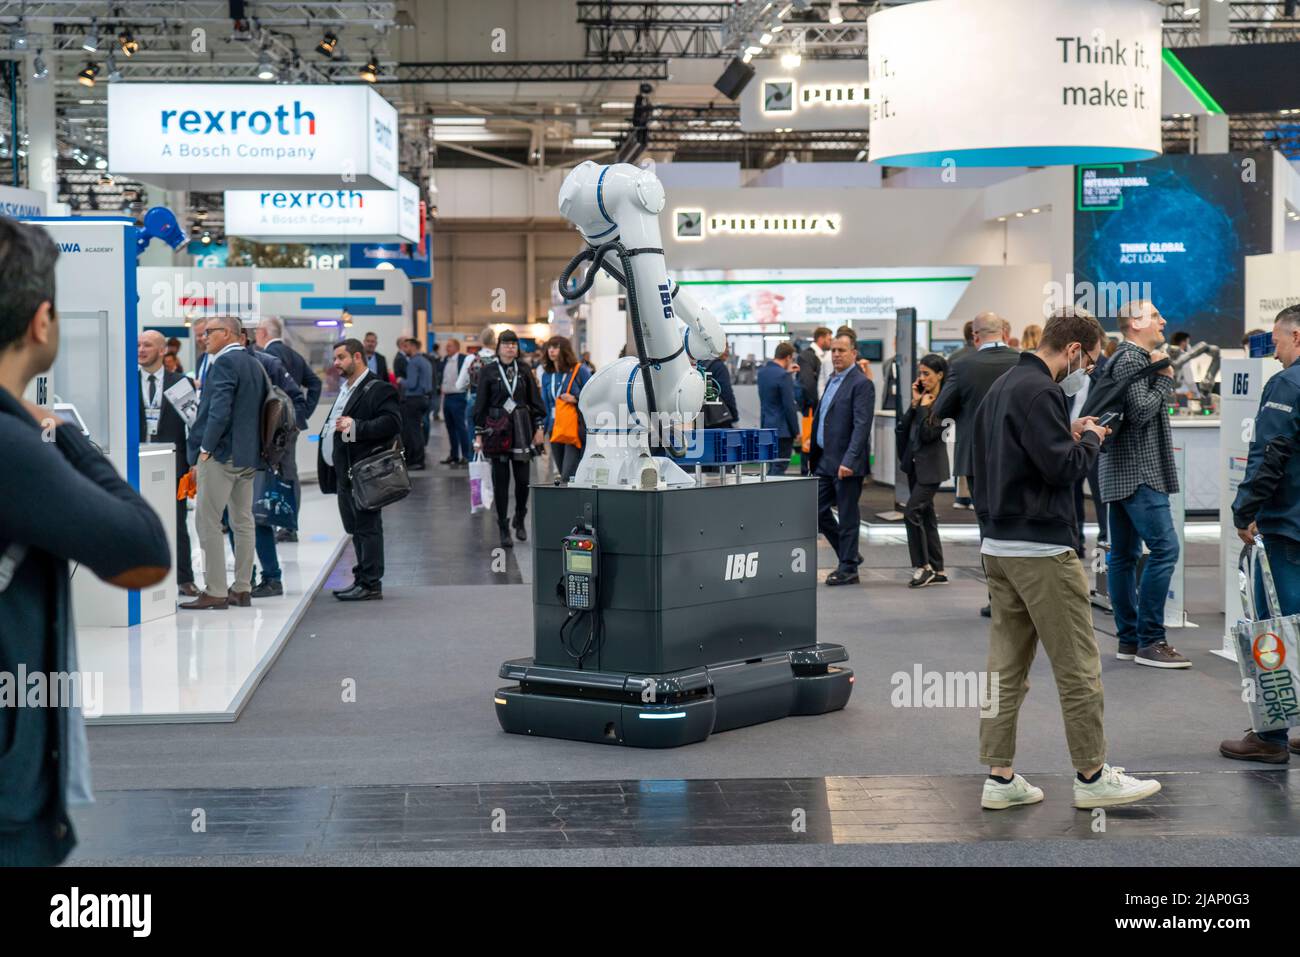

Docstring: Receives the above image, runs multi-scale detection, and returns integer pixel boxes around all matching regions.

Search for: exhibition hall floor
[69,426,1300,866]
[78,494,346,724]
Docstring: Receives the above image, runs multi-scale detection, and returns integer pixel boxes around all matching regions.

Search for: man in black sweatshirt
[0,217,171,865]
[972,306,1162,812]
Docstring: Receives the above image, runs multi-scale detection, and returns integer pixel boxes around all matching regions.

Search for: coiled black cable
[558,238,686,456]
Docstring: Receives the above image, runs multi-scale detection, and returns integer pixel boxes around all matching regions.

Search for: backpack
[1079,355,1172,445]
[253,357,299,470]
[468,354,489,393]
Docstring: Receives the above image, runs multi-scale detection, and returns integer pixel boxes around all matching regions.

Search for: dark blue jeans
[225,515,281,583]
[1253,535,1300,743]
[1107,484,1180,649]
[444,393,469,461]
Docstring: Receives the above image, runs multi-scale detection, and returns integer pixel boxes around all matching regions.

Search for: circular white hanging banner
[867,0,1163,167]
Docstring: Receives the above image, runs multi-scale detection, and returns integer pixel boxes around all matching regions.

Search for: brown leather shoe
[177,582,199,597]
[227,589,252,607]
[179,591,229,611]
[1219,731,1289,764]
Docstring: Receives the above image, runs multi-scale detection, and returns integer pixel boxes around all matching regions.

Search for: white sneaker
[1072,765,1162,809]
[981,773,1044,810]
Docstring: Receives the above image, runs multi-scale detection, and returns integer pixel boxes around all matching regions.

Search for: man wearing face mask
[972,306,1162,811]
[1099,299,1188,670]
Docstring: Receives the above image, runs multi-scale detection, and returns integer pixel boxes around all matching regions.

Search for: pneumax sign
[673,208,842,240]
[108,84,399,189]
[224,177,420,244]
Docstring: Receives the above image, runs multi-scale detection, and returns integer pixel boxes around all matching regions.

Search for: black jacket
[473,359,546,443]
[137,366,193,476]
[797,346,821,414]
[704,357,739,424]
[0,387,170,865]
[972,352,1101,548]
[316,372,402,494]
[366,351,389,384]
[264,339,323,427]
[897,400,950,486]
[931,344,1020,477]
[187,347,267,469]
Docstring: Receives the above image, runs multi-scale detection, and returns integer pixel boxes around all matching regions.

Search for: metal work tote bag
[348,438,412,512]
[1235,542,1300,734]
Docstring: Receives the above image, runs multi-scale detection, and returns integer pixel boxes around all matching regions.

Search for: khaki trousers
[979,551,1106,771]
[195,456,256,596]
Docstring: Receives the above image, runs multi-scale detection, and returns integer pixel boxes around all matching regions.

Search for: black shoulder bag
[347,380,411,511]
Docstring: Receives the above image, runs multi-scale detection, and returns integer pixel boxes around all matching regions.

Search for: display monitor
[1073,153,1273,346]
[857,339,884,362]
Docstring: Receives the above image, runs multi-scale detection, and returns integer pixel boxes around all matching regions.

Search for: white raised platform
[79,493,344,724]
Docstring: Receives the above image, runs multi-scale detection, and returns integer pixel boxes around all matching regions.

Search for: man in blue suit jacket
[810,331,876,585]
[182,315,267,610]
[758,342,801,475]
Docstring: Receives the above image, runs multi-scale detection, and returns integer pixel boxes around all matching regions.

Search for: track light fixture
[316,31,338,57]
[77,62,100,87]
[360,53,379,82]
[117,28,139,57]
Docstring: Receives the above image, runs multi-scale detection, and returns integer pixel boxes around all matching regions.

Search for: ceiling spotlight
[256,49,276,80]
[781,51,802,69]
[316,31,338,57]
[201,231,212,245]
[360,53,379,83]
[77,62,100,87]
[745,44,762,55]
[72,149,88,166]
[742,50,754,63]
[117,29,139,57]
[829,0,844,24]
[1031,207,1041,214]
[760,32,774,45]
[82,20,100,53]
[1183,4,1200,15]
[106,52,122,82]
[11,23,27,50]
[31,50,47,80]
[94,155,107,170]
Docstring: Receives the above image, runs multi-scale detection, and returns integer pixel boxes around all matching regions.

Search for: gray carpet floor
[86,418,1250,792]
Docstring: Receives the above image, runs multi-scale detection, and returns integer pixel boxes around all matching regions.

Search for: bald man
[138,329,199,594]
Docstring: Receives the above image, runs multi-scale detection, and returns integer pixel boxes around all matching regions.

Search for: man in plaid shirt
[1100,299,1190,669]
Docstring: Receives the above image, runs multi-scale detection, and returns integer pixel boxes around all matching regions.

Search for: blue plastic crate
[680,428,747,465]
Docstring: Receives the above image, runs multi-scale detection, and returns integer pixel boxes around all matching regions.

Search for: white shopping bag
[1235,541,1300,733]
[469,453,493,514]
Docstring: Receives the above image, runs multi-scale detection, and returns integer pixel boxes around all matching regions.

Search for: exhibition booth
[13,80,426,724]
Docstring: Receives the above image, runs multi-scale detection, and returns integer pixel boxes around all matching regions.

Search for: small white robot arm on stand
[557,161,726,490]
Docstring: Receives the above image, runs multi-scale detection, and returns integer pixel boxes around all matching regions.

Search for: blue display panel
[1072,153,1274,346]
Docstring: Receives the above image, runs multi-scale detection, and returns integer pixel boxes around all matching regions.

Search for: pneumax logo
[160,101,317,136]
[259,190,364,209]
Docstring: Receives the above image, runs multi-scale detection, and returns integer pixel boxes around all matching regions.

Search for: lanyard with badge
[144,372,162,439]
[501,362,519,414]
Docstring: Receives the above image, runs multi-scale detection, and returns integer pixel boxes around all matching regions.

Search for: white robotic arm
[558,161,722,488]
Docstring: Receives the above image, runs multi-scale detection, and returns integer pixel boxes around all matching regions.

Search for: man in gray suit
[932,311,1019,506]
[182,315,267,610]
